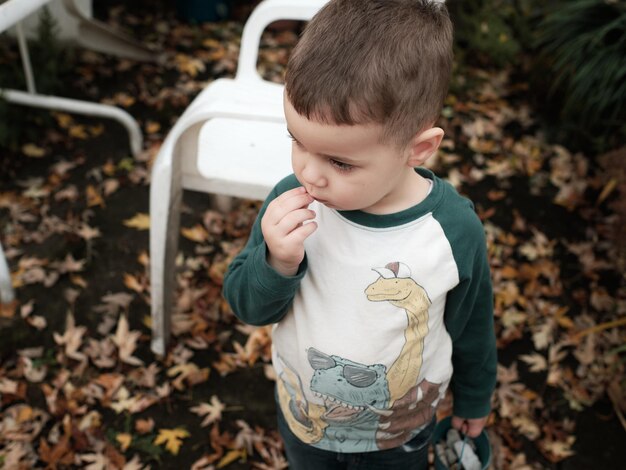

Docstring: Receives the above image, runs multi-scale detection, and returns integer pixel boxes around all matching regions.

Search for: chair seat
[197,117,292,200]
[193,77,291,200]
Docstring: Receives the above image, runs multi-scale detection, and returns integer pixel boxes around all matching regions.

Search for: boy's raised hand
[261,186,317,276]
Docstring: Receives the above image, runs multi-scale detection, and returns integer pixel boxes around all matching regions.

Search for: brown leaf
[53,312,87,362]
[38,432,74,469]
[112,314,144,366]
[135,418,155,435]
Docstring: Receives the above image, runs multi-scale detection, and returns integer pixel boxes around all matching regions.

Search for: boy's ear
[405,127,444,167]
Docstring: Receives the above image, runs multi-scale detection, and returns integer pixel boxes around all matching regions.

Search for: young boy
[223,0,497,468]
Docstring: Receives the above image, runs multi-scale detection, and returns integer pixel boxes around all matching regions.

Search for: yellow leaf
[124,273,144,293]
[86,185,105,208]
[102,160,117,176]
[167,363,210,390]
[181,224,209,243]
[596,177,617,206]
[90,124,105,137]
[137,251,150,267]
[69,124,89,139]
[113,92,136,108]
[123,213,150,230]
[116,433,132,451]
[175,53,206,77]
[154,428,189,455]
[202,38,221,49]
[146,121,161,134]
[54,112,73,129]
[17,405,34,423]
[22,143,46,158]
[217,449,246,468]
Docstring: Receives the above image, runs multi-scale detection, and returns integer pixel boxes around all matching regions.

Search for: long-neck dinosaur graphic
[365,262,431,403]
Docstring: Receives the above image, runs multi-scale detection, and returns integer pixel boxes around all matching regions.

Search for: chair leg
[211,194,236,213]
[150,152,183,355]
[0,240,15,304]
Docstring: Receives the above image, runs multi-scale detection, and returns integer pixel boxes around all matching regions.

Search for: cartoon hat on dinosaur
[372,262,411,279]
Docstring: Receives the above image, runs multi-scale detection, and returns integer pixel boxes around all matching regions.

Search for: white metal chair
[0,0,162,304]
[0,0,159,157]
[149,0,328,355]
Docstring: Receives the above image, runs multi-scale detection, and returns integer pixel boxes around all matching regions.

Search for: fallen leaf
[116,433,133,451]
[53,312,87,362]
[217,448,246,468]
[124,273,145,293]
[154,428,190,455]
[519,353,547,372]
[181,224,209,243]
[191,395,226,427]
[167,363,210,390]
[124,213,151,230]
[86,185,105,208]
[21,143,46,158]
[112,314,144,366]
[135,418,155,434]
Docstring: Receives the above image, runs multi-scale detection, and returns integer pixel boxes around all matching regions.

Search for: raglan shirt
[223,168,497,453]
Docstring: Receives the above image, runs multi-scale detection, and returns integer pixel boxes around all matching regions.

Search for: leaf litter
[0,2,624,469]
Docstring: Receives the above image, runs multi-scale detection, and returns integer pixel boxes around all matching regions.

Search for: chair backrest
[236,0,328,82]
[235,0,445,82]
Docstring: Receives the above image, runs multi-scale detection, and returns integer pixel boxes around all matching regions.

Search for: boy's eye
[287,134,305,149]
[329,159,354,172]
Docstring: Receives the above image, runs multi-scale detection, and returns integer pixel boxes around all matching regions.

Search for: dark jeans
[277,404,434,470]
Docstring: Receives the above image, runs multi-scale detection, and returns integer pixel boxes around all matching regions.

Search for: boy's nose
[301,161,327,188]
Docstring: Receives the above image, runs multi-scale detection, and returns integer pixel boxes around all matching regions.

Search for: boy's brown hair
[285,0,453,148]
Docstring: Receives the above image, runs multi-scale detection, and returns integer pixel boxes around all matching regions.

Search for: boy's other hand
[451,415,488,438]
[261,186,317,276]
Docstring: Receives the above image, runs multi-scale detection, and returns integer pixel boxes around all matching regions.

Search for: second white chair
[149,0,328,355]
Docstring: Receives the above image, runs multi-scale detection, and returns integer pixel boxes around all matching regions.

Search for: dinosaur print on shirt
[276,262,440,452]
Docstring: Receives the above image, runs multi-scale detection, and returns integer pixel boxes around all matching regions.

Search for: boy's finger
[268,188,312,220]
[287,220,317,244]
[275,208,316,234]
[451,416,466,433]
[465,418,486,438]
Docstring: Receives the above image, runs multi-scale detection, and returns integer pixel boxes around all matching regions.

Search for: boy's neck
[363,169,431,215]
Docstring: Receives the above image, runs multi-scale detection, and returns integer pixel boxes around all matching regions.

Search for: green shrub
[0,7,74,150]
[447,0,542,68]
[533,0,626,153]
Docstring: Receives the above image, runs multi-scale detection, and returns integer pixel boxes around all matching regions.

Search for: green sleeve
[435,185,497,419]
[222,175,307,326]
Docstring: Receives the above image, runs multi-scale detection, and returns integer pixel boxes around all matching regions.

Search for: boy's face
[284,96,419,214]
